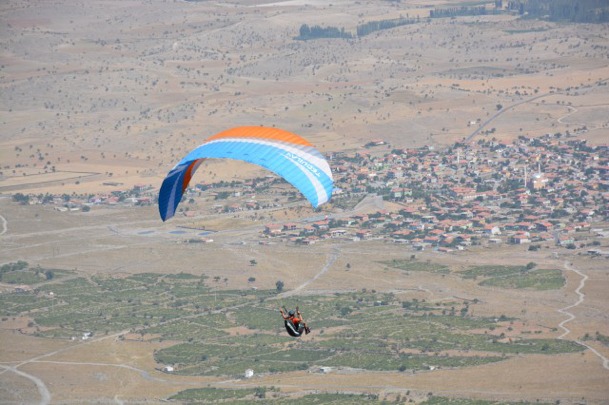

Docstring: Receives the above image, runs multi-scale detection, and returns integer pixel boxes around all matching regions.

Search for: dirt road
[559,261,609,370]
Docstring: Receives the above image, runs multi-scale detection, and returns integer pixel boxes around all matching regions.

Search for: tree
[12,193,30,204]
[525,262,537,270]
[255,387,266,399]
[299,24,310,38]
[250,259,257,266]
[275,280,284,293]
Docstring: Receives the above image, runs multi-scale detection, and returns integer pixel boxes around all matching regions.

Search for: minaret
[524,166,528,188]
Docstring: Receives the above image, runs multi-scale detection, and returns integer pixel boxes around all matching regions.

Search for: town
[11,133,609,255]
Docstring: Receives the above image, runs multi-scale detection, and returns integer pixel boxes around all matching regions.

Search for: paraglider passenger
[280,307,310,336]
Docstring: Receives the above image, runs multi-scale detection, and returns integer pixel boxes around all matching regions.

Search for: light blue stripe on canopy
[158,139,334,221]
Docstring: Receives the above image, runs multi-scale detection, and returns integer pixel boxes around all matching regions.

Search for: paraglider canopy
[158,126,334,221]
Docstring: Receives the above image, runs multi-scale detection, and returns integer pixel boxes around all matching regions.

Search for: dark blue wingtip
[158,175,175,223]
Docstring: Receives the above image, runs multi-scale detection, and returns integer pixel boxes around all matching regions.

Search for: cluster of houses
[261,134,608,252]
[21,184,155,210]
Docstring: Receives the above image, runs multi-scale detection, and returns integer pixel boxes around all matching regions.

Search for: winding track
[0,328,124,405]
[0,363,51,405]
[275,246,340,299]
[558,261,609,370]
[556,105,578,125]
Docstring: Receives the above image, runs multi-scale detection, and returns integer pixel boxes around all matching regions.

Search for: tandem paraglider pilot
[280,307,310,337]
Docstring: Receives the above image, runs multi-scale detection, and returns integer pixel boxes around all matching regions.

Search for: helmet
[288,310,295,316]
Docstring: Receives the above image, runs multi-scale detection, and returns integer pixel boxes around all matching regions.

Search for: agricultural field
[458,265,565,290]
[170,389,390,404]
[382,259,451,275]
[169,389,552,404]
[0,259,588,398]
[5,261,577,357]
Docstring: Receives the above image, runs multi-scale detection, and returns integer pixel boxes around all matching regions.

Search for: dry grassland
[2,0,608,195]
